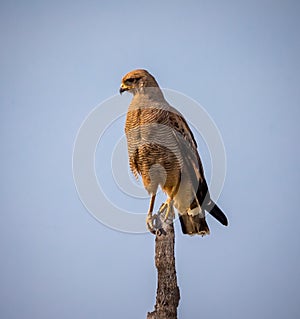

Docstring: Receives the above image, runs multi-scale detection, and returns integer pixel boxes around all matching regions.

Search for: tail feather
[179,214,210,236]
[206,200,228,226]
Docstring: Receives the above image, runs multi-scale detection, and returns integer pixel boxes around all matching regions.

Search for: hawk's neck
[132,87,166,104]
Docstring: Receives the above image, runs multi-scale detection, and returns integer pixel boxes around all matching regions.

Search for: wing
[167,107,204,179]
[167,107,210,208]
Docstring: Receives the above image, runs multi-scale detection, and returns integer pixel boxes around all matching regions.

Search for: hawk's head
[119,69,159,95]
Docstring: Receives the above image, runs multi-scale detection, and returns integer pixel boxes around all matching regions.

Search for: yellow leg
[159,198,174,221]
[146,194,156,233]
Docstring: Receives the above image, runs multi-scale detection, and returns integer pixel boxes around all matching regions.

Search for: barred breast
[125,97,199,201]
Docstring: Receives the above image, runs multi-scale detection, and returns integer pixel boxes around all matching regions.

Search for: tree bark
[147,215,180,319]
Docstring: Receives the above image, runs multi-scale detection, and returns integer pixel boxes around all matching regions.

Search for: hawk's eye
[125,77,142,85]
[125,78,135,84]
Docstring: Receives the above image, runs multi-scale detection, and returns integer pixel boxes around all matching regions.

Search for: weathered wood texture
[147,217,180,319]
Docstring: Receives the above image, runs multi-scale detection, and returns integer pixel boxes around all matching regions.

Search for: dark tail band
[206,200,228,226]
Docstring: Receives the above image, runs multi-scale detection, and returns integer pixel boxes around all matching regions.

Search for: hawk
[120,69,228,235]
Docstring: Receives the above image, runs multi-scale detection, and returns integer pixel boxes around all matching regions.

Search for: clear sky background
[1,0,300,318]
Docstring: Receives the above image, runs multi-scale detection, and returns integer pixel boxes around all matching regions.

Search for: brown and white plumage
[120,69,228,235]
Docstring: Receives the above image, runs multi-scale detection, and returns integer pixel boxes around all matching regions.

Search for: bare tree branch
[147,215,180,319]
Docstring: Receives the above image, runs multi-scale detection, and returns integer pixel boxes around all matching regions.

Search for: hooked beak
[119,84,128,95]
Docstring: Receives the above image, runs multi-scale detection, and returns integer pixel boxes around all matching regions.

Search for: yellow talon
[158,198,174,221]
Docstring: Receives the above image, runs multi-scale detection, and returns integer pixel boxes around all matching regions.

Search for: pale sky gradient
[1,1,300,318]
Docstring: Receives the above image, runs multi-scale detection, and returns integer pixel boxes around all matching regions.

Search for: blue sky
[1,0,300,318]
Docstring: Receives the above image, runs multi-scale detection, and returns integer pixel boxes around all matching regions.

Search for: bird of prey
[120,69,228,236]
